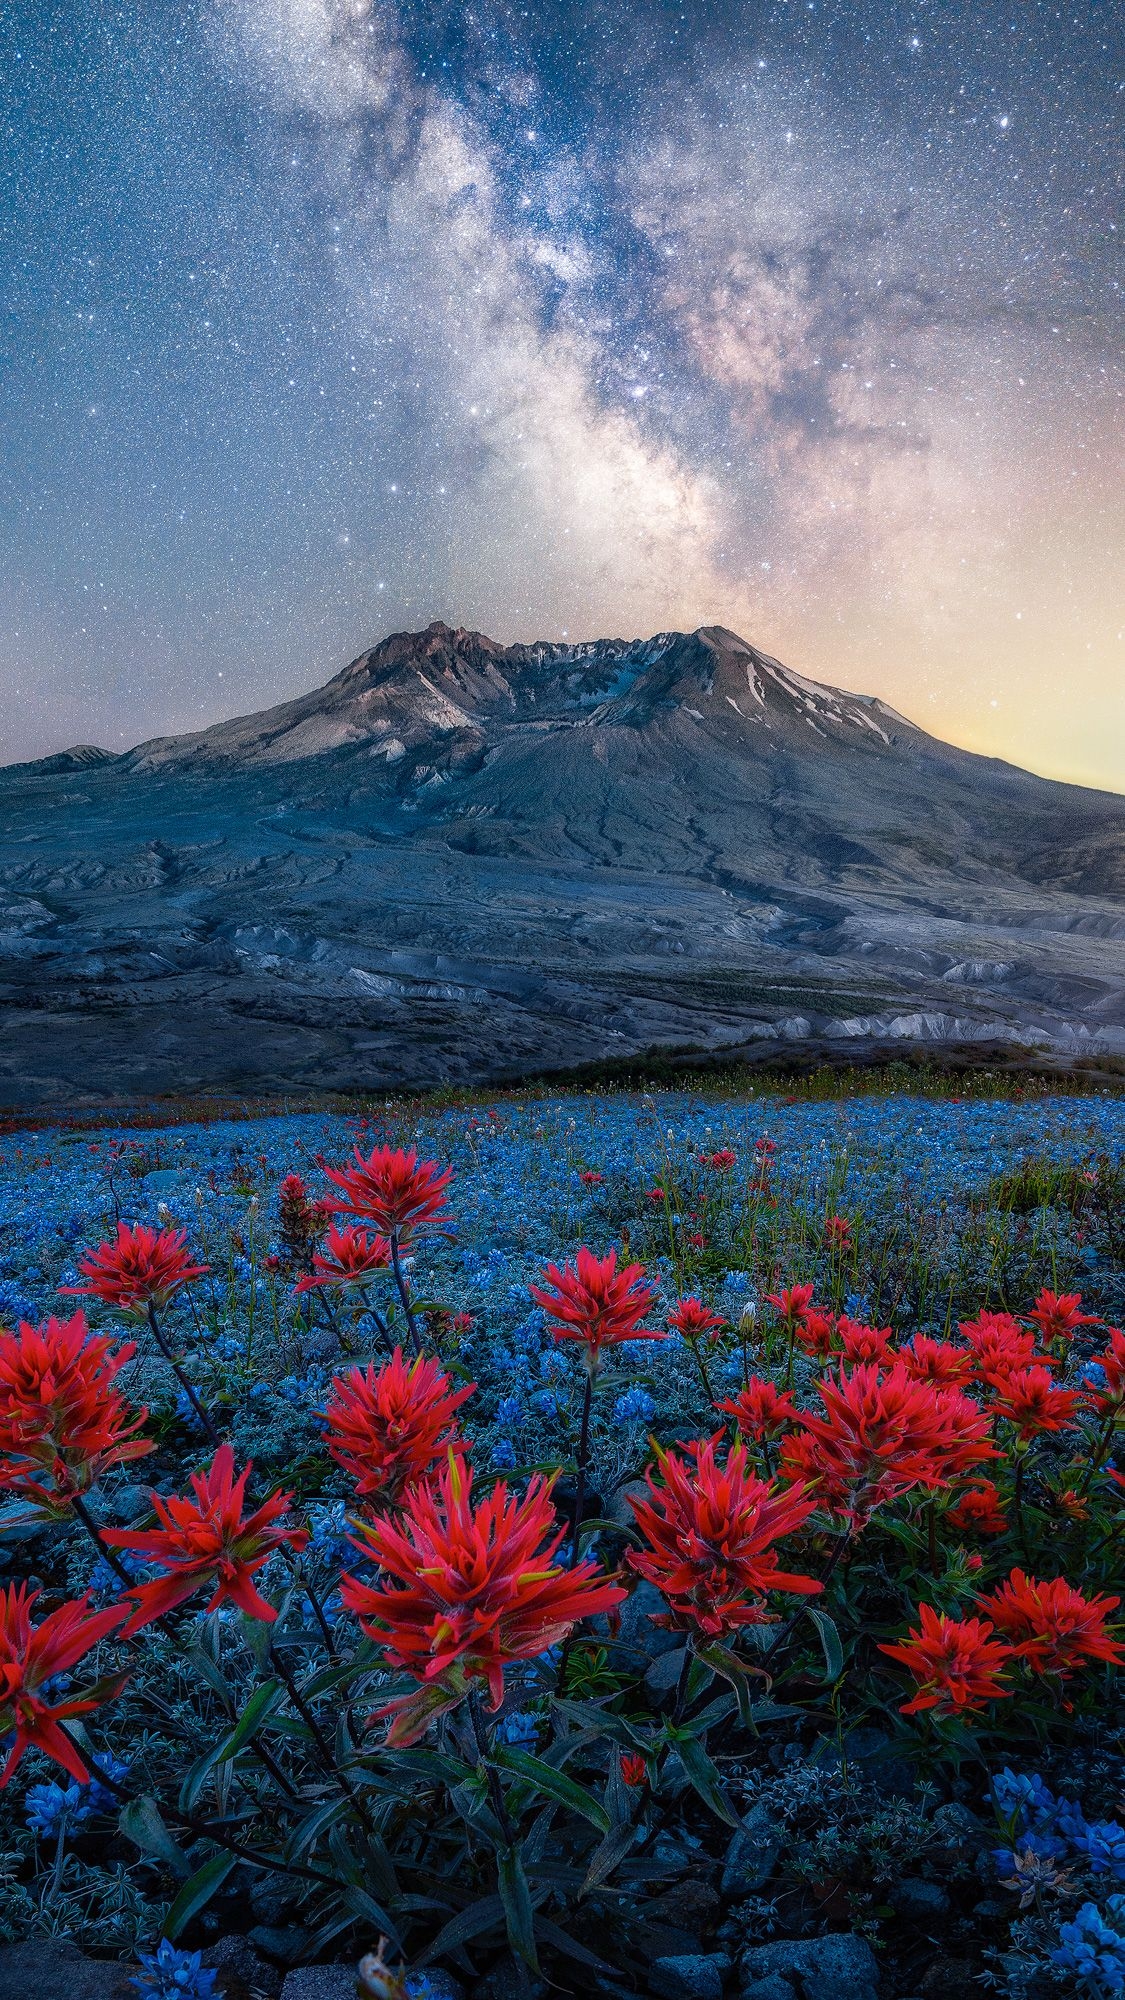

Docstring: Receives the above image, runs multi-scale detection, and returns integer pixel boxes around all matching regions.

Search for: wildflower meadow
[1,1080,1124,2000]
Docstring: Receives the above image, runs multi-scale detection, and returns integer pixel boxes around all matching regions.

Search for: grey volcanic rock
[0,621,1122,1105]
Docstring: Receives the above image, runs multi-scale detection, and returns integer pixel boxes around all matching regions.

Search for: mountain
[1,622,1122,1106]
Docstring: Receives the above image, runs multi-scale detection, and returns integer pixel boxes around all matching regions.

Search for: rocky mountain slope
[2,622,1122,1105]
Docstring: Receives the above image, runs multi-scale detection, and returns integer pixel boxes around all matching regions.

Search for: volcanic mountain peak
[115,620,929,775]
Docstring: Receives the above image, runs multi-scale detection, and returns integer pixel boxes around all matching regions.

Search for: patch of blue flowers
[129,1940,217,1999]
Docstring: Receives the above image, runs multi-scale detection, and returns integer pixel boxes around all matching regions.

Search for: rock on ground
[740,1932,880,2000]
[0,1940,138,2000]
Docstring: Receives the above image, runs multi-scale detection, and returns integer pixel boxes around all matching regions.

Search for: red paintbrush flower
[765,1284,816,1327]
[717,1377,800,1440]
[531,1246,662,1371]
[0,1585,127,1785]
[0,1310,152,1511]
[323,1348,475,1507]
[958,1310,1044,1382]
[836,1318,896,1368]
[702,1149,737,1172]
[277,1173,328,1265]
[62,1224,209,1317]
[824,1215,852,1248]
[1026,1289,1100,1347]
[620,1752,648,1787]
[988,1366,1080,1440]
[321,1145,452,1246]
[668,1297,728,1345]
[1082,1328,1125,1414]
[976,1570,1125,1678]
[627,1433,821,1638]
[878,1603,1014,1716]
[103,1443,307,1633]
[947,1480,1009,1536]
[294,1225,392,1293]
[901,1335,975,1387]
[341,1455,625,1728]
[778,1361,997,1526]
[795,1308,838,1359]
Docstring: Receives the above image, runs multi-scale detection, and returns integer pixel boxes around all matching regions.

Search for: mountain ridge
[1,620,1122,1105]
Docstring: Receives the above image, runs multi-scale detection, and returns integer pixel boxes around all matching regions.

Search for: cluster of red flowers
[880,1570,1123,1716]
[63,1223,208,1316]
[531,1246,662,1369]
[103,1444,308,1632]
[323,1348,475,1507]
[322,1144,453,1246]
[342,1455,625,1735]
[778,1360,996,1525]
[3,1132,1118,1814]
[0,1310,152,1511]
[295,1224,392,1293]
[627,1434,821,1637]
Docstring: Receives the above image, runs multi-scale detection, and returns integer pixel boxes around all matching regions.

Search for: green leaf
[282,1796,349,1864]
[179,1742,226,1816]
[184,1644,235,1711]
[163,1850,237,1940]
[415,1894,507,1964]
[667,1732,737,1827]
[491,1746,610,1832]
[217,1678,286,1761]
[554,1698,651,1755]
[497,1844,540,1971]
[535,1913,617,1974]
[119,1796,192,1878]
[807,1606,844,1683]
[580,1817,638,1897]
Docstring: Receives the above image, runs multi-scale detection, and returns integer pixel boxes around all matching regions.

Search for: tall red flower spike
[531,1246,662,1370]
[0,1584,127,1785]
[878,1603,1014,1716]
[1027,1289,1100,1347]
[778,1361,997,1526]
[795,1309,839,1359]
[321,1145,453,1246]
[295,1225,392,1293]
[1082,1329,1125,1414]
[103,1443,308,1633]
[323,1348,475,1507]
[987,1366,1080,1440]
[63,1224,209,1317]
[947,1480,1009,1536]
[976,1570,1125,1678]
[0,1310,152,1510]
[717,1377,800,1441]
[900,1335,975,1387]
[835,1318,896,1368]
[341,1454,625,1729]
[765,1283,816,1326]
[627,1433,821,1638]
[958,1311,1045,1383]
[668,1297,728,1345]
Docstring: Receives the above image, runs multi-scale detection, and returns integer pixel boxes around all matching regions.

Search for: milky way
[1,0,1121,785]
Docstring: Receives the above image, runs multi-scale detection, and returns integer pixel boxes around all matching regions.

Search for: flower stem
[146,1302,219,1446]
[388,1230,422,1356]
[70,1492,134,1588]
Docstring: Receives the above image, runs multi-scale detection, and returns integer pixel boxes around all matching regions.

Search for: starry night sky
[2,0,1122,785]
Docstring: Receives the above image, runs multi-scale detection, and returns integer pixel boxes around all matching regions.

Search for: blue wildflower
[491,1439,517,1469]
[496,1395,524,1427]
[495,1710,539,1746]
[130,1942,219,1999]
[1053,1899,1125,1991]
[25,1781,90,1838]
[613,1386,656,1425]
